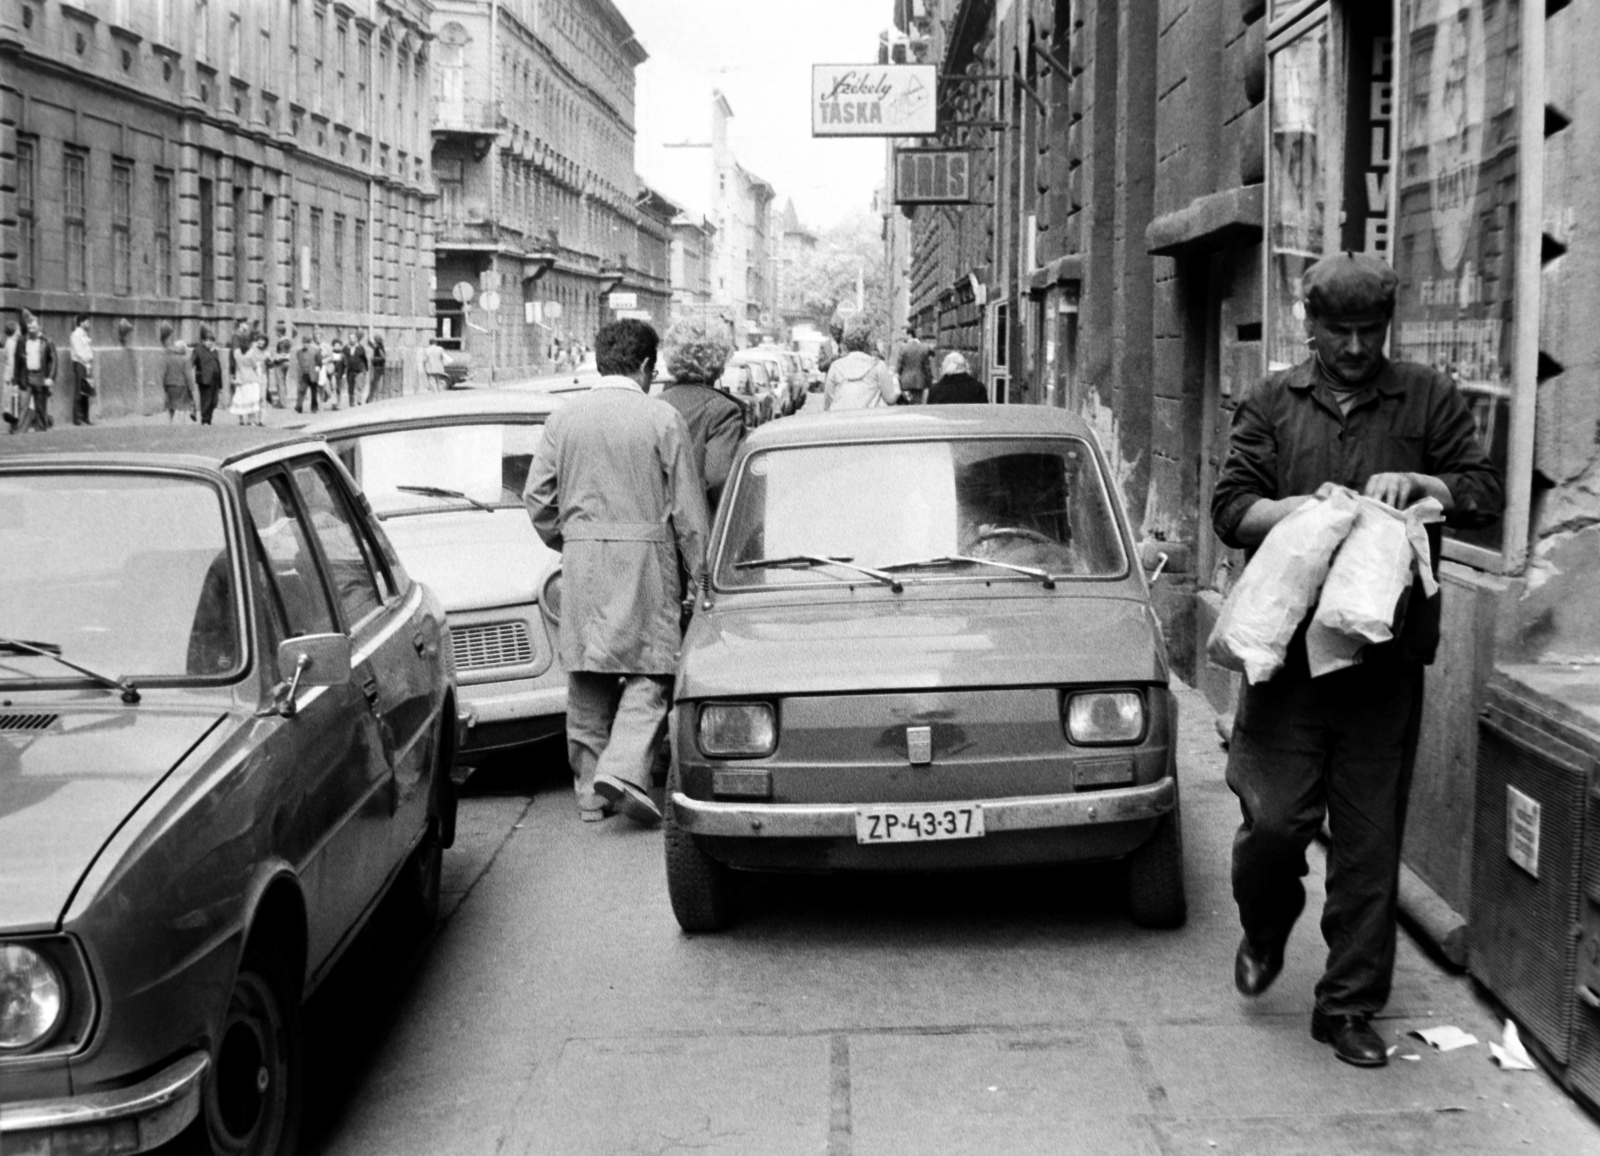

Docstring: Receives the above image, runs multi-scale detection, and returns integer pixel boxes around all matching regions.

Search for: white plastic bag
[1207,488,1360,684]
[1305,495,1443,678]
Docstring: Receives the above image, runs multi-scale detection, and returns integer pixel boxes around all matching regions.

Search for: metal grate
[450,621,534,672]
[0,713,59,732]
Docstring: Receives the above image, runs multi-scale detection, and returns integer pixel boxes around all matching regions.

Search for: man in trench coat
[524,319,711,825]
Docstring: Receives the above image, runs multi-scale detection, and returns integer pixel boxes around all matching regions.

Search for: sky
[622,0,892,231]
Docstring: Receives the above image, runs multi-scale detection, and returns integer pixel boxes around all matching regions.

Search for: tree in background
[790,211,892,343]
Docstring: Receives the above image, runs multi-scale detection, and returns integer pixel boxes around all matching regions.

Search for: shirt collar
[1287,354,1405,399]
[595,374,644,392]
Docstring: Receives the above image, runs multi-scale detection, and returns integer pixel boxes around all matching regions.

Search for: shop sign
[894,149,970,204]
[608,291,638,310]
[616,309,652,321]
[1506,784,1541,878]
[812,64,936,137]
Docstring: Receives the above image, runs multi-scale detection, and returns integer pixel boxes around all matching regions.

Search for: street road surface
[278,683,1600,1156]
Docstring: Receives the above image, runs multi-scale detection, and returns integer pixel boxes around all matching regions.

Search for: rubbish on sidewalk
[1410,1026,1479,1052]
[1400,1054,1421,1061]
[1489,1020,1538,1071]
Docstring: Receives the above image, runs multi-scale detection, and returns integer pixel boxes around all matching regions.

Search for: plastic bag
[1305,495,1443,677]
[1207,487,1360,684]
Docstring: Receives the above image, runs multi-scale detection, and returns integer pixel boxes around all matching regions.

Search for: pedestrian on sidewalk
[344,332,368,407]
[267,328,290,408]
[893,325,932,405]
[422,336,448,392]
[158,323,194,422]
[523,319,710,826]
[1212,252,1504,1068]
[190,326,224,425]
[659,317,745,514]
[14,313,57,432]
[2,320,18,432]
[366,334,387,401]
[230,335,267,425]
[824,316,900,410]
[294,328,322,414]
[926,351,989,404]
[68,314,94,425]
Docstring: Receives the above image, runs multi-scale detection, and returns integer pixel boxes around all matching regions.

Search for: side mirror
[269,634,352,717]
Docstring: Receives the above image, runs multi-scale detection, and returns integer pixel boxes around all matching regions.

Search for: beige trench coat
[524,377,711,675]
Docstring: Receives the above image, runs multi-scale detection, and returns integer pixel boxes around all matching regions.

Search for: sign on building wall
[608,291,638,310]
[812,64,937,137]
[894,149,970,204]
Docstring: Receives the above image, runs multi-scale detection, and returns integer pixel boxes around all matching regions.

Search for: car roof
[0,425,318,471]
[745,404,1099,448]
[301,387,563,435]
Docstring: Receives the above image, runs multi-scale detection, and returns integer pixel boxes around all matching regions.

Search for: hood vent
[0,712,60,732]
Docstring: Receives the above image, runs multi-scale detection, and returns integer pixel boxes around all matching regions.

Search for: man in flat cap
[1211,252,1503,1067]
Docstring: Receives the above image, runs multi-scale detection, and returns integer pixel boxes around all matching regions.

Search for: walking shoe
[1311,1010,1387,1067]
[578,806,614,823]
[593,773,662,827]
[1234,935,1285,997]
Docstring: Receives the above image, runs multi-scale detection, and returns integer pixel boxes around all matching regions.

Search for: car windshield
[332,421,547,516]
[716,437,1128,588]
[0,472,241,680]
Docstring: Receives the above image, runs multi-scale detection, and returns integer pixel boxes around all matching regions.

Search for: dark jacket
[190,341,223,389]
[659,381,748,511]
[345,344,369,374]
[13,334,57,386]
[927,372,988,404]
[895,338,933,392]
[1212,355,1504,670]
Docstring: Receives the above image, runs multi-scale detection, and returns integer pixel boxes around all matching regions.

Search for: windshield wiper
[394,484,496,513]
[734,554,903,593]
[0,637,141,703]
[880,554,1057,590]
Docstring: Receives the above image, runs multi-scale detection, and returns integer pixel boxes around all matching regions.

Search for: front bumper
[671,776,1175,839]
[0,1051,207,1155]
[456,679,566,756]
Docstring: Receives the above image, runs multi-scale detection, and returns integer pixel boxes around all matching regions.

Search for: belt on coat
[562,521,668,543]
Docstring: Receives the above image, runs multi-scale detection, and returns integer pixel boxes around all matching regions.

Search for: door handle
[361,671,380,707]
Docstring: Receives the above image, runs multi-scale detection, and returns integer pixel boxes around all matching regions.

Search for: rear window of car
[0,471,242,680]
[716,437,1129,588]
[331,420,546,516]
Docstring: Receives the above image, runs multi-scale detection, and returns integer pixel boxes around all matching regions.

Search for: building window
[354,217,367,311]
[335,19,347,124]
[228,10,241,78]
[195,0,210,63]
[154,170,174,296]
[332,213,345,309]
[16,139,35,288]
[313,6,325,112]
[436,157,463,218]
[288,0,299,104]
[357,32,370,132]
[231,179,247,303]
[309,208,323,304]
[112,161,133,296]
[199,177,216,302]
[64,149,88,292]
[377,42,389,138]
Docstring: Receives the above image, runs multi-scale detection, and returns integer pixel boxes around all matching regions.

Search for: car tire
[1125,800,1187,930]
[395,824,444,933]
[177,947,303,1156]
[664,763,737,933]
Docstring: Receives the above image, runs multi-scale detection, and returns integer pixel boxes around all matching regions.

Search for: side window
[291,460,385,626]
[245,473,338,638]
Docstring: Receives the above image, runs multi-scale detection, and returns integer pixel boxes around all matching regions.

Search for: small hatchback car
[0,427,454,1156]
[665,405,1184,932]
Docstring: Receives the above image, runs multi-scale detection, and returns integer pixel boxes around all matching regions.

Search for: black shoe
[1311,1010,1388,1067]
[1234,935,1285,997]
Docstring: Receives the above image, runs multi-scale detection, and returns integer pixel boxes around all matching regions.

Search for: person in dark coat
[926,352,989,404]
[366,334,387,402]
[190,325,224,424]
[658,317,747,513]
[13,312,57,431]
[1213,252,1504,1068]
[894,326,933,404]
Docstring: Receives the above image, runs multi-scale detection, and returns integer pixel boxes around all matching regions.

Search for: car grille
[451,621,535,671]
[0,712,59,732]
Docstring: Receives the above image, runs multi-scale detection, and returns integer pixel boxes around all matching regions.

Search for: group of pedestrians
[3,312,95,432]
[813,317,990,411]
[289,328,386,415]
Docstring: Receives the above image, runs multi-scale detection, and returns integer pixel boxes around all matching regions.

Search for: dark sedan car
[0,427,455,1155]
[665,405,1184,932]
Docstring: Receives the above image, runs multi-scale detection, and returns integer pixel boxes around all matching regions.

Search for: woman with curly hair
[658,317,747,512]
[823,315,900,410]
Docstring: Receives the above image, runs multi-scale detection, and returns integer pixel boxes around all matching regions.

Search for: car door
[243,468,391,972]
[287,458,437,875]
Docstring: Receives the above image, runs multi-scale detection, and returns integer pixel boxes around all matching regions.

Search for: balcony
[433,98,502,139]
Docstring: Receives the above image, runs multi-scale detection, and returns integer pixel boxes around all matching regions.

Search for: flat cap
[1302,252,1398,317]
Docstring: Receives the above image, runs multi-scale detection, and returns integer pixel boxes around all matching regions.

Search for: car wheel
[1125,799,1187,929]
[663,763,737,933]
[179,948,303,1156]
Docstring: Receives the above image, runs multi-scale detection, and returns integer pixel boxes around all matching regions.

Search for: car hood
[678,590,1167,699]
[0,708,227,931]
[380,509,555,612]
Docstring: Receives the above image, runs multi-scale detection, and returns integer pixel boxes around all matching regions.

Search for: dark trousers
[345,370,364,407]
[295,372,319,412]
[368,364,385,400]
[197,381,220,424]
[1225,659,1423,1016]
[71,362,92,425]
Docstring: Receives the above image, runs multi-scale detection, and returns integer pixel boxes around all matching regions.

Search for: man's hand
[1364,471,1419,509]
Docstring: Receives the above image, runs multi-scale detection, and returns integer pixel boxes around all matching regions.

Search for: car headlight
[1064,690,1145,745]
[0,943,65,1050]
[697,702,777,758]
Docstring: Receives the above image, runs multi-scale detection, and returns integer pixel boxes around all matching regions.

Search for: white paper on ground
[1489,1020,1538,1070]
[1411,1025,1479,1052]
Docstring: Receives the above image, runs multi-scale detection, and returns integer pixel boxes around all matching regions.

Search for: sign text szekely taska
[812,64,937,137]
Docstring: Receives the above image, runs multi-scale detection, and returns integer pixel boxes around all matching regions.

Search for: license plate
[855,804,985,844]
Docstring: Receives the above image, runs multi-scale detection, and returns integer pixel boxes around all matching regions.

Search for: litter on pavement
[1490,1021,1539,1071]
[1411,1026,1480,1052]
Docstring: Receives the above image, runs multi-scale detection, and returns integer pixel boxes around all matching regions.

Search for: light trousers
[565,672,671,811]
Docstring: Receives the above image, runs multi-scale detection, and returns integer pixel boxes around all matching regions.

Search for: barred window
[154,170,174,297]
[354,217,367,312]
[16,139,35,288]
[64,149,88,292]
[309,207,323,305]
[112,161,133,296]
[332,213,346,309]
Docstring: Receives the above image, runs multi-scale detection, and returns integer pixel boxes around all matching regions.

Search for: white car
[307,391,567,762]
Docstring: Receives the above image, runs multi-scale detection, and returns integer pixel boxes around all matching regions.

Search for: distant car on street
[721,353,778,428]
[307,391,568,761]
[743,347,807,416]
[0,426,455,1156]
[665,405,1185,932]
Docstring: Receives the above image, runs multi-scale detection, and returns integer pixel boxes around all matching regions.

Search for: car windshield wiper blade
[394,484,495,513]
[880,554,1057,589]
[0,636,140,702]
[734,554,903,592]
